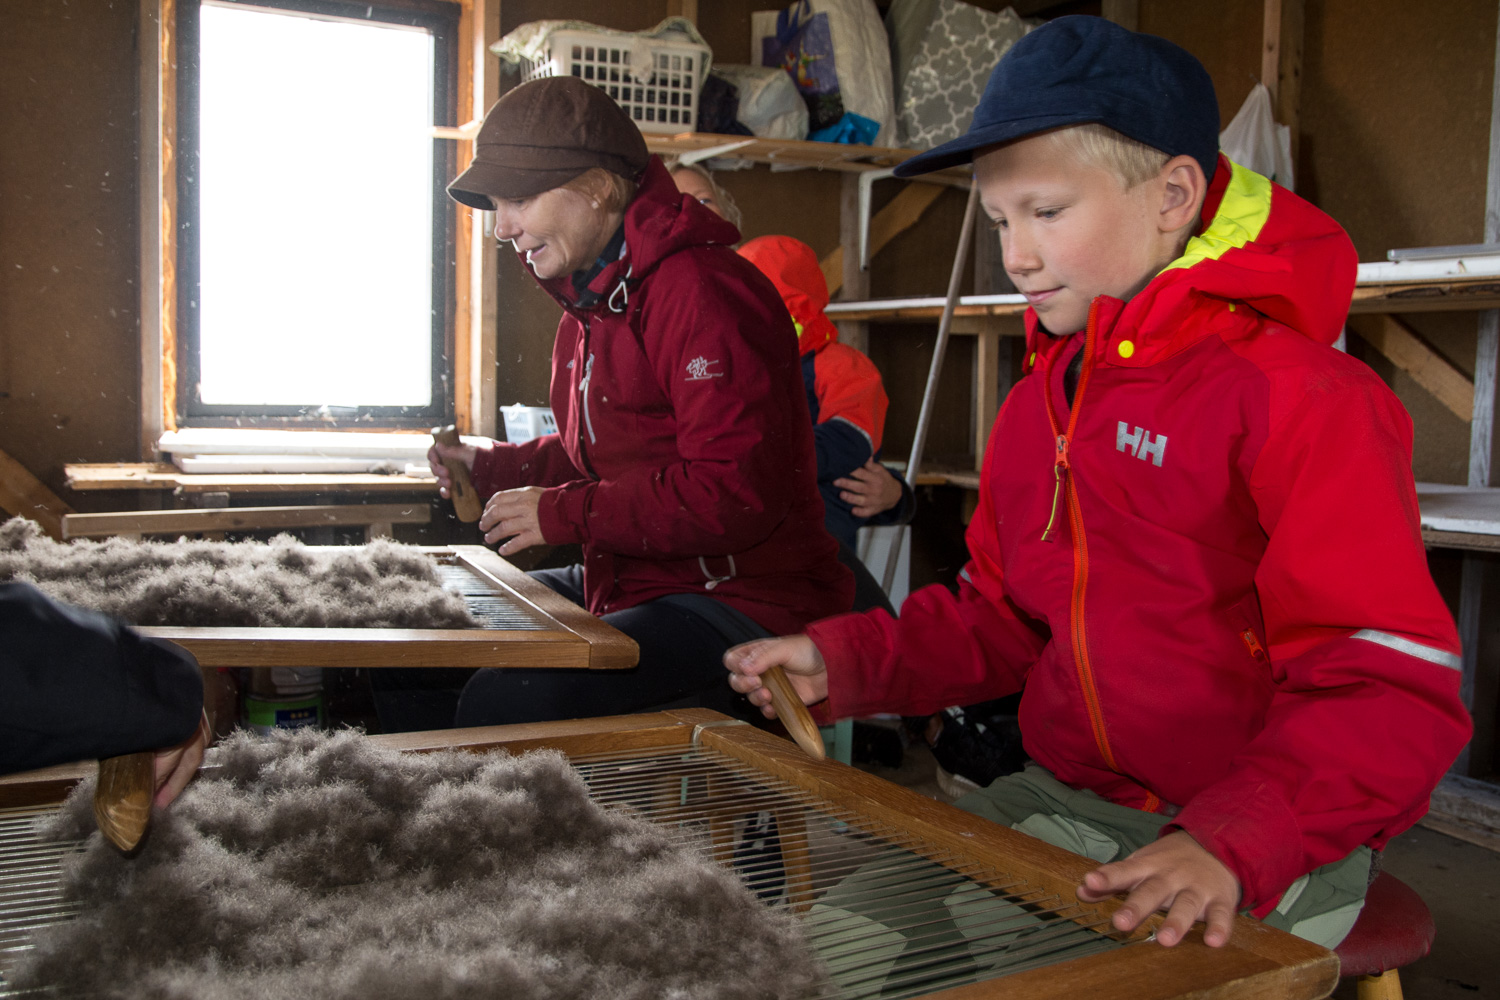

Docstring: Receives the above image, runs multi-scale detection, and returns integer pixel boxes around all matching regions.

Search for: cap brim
[447,160,591,208]
[893,113,1103,178]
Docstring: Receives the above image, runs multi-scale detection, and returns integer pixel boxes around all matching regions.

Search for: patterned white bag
[887,0,1031,151]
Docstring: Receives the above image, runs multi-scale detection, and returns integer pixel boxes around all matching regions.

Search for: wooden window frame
[137,0,499,455]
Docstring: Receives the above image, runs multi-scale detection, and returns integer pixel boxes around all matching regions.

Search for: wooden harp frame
[0,710,1339,1000]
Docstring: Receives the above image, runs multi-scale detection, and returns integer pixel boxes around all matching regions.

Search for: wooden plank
[64,463,439,494]
[1349,276,1500,312]
[138,0,165,460]
[60,503,430,539]
[824,182,948,298]
[642,133,972,187]
[1424,527,1500,552]
[974,326,1002,473]
[834,173,871,354]
[1101,0,1139,30]
[1345,314,1474,421]
[1262,0,1304,164]
[0,447,73,540]
[159,0,179,437]
[664,0,697,21]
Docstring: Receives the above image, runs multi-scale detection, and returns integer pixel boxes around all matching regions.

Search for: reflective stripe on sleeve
[1352,629,1462,671]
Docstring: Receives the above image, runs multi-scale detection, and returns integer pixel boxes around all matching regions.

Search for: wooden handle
[431,425,483,523]
[763,665,826,760]
[94,751,155,852]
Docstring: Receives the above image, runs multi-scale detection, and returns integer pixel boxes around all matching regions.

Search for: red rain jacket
[805,157,1471,913]
[471,158,853,635]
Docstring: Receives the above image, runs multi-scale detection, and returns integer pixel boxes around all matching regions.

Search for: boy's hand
[427,439,480,499]
[480,486,546,555]
[1076,830,1240,948]
[834,460,904,518]
[723,636,828,718]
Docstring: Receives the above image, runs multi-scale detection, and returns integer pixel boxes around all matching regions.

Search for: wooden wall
[1,0,1497,496]
[0,0,143,505]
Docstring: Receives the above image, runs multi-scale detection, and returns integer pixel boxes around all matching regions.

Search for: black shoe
[926,704,1028,789]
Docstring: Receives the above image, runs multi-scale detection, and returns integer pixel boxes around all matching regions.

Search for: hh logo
[1116,421,1167,467]
[685,356,723,381]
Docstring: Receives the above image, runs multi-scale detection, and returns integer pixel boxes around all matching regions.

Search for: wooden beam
[0,448,74,540]
[664,0,697,21]
[834,174,871,354]
[822,182,947,296]
[1101,0,1139,30]
[1346,314,1474,422]
[1262,0,1304,164]
[60,503,429,540]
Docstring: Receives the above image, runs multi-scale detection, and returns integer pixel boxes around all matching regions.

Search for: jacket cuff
[804,610,892,720]
[536,482,592,546]
[1168,779,1306,914]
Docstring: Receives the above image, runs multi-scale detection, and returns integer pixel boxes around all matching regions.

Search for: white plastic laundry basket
[519,28,710,133]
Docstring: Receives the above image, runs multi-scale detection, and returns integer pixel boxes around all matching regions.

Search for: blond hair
[1038,123,1172,189]
[662,158,744,230]
[561,167,637,215]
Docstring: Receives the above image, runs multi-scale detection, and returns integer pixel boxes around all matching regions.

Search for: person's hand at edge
[152,710,210,809]
[834,460,904,519]
[480,486,547,556]
[427,439,481,500]
[1075,829,1242,948]
[723,636,828,719]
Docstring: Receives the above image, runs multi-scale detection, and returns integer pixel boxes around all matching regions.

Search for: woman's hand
[1075,830,1242,948]
[480,486,547,556]
[723,636,828,718]
[834,460,904,518]
[427,439,482,500]
[152,710,210,808]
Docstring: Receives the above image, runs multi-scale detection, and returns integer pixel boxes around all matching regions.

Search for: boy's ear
[1158,155,1207,235]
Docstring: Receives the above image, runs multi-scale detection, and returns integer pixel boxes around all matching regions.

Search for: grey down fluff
[12,729,825,1000]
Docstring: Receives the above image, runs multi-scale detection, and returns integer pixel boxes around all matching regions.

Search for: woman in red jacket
[431,77,852,726]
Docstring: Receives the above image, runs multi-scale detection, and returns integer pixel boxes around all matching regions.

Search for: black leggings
[454,567,773,728]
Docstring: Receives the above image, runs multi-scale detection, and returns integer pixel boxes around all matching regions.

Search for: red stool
[1334,871,1435,1000]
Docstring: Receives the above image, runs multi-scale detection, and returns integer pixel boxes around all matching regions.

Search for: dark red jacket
[805,157,1471,914]
[471,158,852,635]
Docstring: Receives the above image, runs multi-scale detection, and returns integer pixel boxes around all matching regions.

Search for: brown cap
[447,77,650,209]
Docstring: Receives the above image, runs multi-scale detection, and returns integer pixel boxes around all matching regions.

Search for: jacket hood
[1025,155,1358,368]
[737,235,840,355]
[528,156,742,313]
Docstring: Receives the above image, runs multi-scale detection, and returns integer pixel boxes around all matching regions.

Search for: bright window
[178,0,456,423]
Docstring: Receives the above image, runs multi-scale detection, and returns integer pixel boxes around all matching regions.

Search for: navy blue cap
[894,16,1220,183]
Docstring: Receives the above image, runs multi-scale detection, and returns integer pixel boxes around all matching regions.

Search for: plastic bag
[752,0,895,146]
[1218,82,1294,190]
[711,64,809,140]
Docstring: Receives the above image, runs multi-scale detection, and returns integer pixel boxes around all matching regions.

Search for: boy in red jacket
[726,16,1471,951]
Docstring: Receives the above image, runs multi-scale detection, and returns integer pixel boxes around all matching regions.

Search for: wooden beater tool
[431,425,483,522]
[93,751,155,852]
[763,666,826,760]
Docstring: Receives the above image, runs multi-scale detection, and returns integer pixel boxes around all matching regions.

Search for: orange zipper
[1040,304,1120,775]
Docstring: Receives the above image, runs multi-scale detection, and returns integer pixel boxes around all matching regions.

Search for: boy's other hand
[152,710,211,809]
[1076,829,1240,948]
[723,636,828,718]
[427,439,481,499]
[834,460,903,518]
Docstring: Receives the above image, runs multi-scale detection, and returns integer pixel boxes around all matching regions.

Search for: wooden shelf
[824,273,1500,327]
[643,132,972,188]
